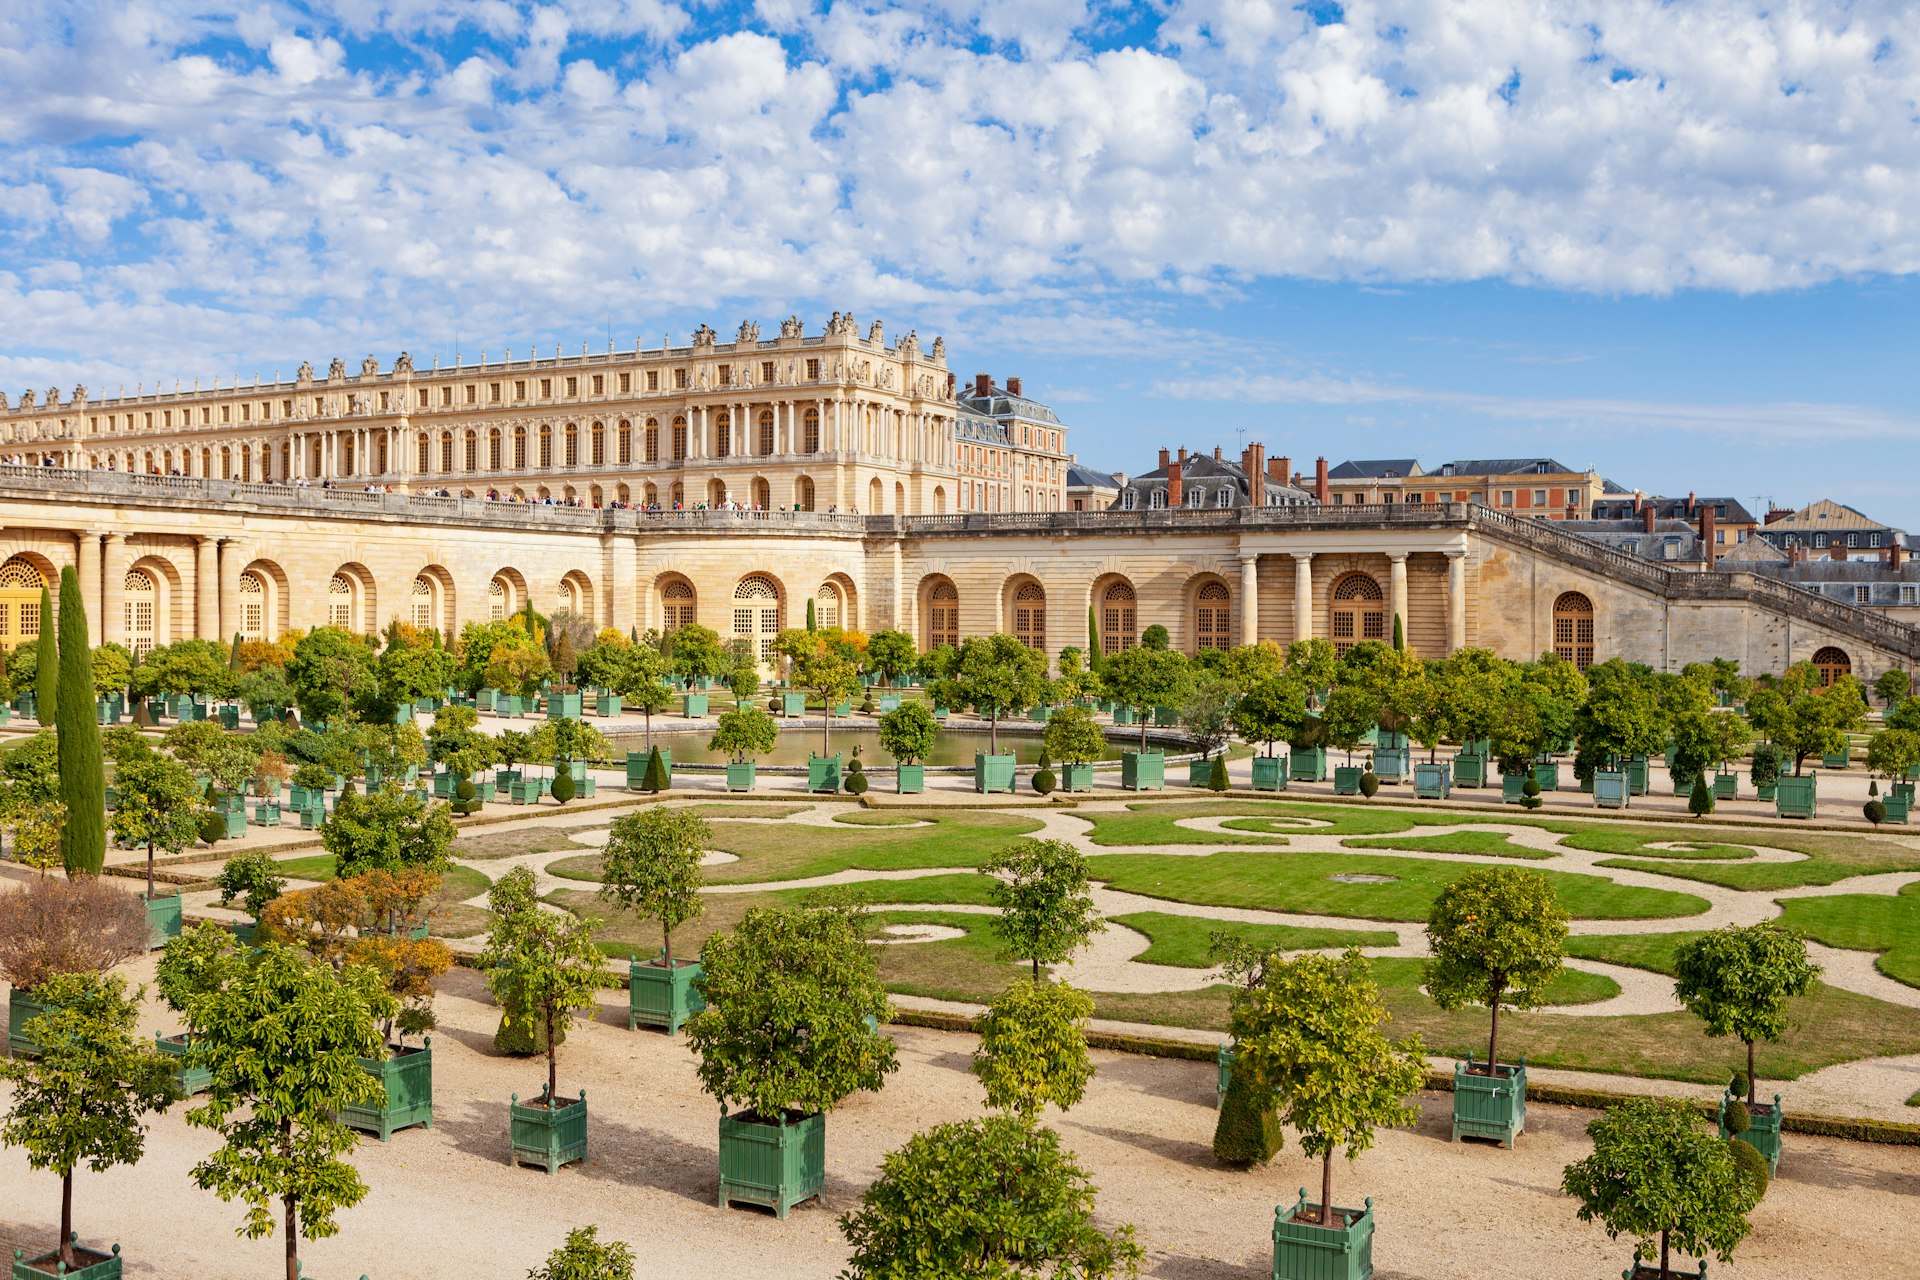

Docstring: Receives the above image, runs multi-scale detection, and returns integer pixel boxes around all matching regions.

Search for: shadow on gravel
[1066,1120,1216,1170]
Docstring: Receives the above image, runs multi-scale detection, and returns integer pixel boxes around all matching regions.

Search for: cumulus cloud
[0,0,1916,388]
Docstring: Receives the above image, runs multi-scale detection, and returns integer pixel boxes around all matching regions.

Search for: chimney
[1178,447,1188,464]
[1630,494,1642,515]
[1643,506,1657,534]
[1832,542,1847,561]
[1314,457,1329,504]
[1247,441,1266,489]
[1686,491,1696,516]
[1213,445,1222,460]
[1699,504,1717,567]
[1167,460,1183,509]
[1764,506,1792,525]
[1007,376,1022,397]
[1891,542,1904,570]
[1157,448,1170,470]
[974,372,990,397]
[1272,454,1291,486]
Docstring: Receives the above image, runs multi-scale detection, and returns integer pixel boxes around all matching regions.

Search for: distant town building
[1065,460,1122,512]
[1323,456,1604,519]
[1755,499,1907,563]
[951,373,1071,513]
[1114,445,1315,511]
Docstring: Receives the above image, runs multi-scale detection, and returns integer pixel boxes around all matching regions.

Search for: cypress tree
[1392,613,1404,651]
[56,566,106,874]
[1208,754,1229,792]
[1689,772,1715,818]
[806,598,817,631]
[35,584,57,722]
[642,745,670,793]
[1087,608,1102,673]
[230,631,245,671]
[1213,1067,1282,1167]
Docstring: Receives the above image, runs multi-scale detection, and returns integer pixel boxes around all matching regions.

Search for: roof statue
[296,361,314,384]
[780,315,803,339]
[736,320,761,344]
[327,356,347,381]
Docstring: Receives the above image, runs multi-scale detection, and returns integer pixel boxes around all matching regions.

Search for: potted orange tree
[600,807,710,1034]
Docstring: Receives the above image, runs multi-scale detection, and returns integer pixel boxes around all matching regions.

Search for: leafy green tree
[426,703,497,781]
[1140,623,1170,651]
[1673,924,1821,1105]
[183,944,394,1280]
[1284,637,1340,703]
[666,621,727,687]
[1574,658,1666,771]
[1425,869,1568,1068]
[377,633,456,707]
[0,972,177,1271]
[686,906,898,1119]
[1230,671,1309,756]
[1099,644,1191,749]
[865,629,917,686]
[1320,683,1377,766]
[135,640,241,702]
[55,565,106,874]
[1052,644,1097,704]
[1229,949,1425,1225]
[529,1226,635,1280]
[1873,668,1910,708]
[877,699,940,764]
[1748,663,1867,774]
[238,665,295,720]
[773,626,863,753]
[838,1114,1143,1280]
[983,838,1105,981]
[486,643,552,703]
[454,617,540,695]
[972,978,1095,1116]
[481,866,606,1101]
[286,627,378,725]
[1424,649,1511,760]
[322,785,456,880]
[710,704,778,764]
[1040,704,1105,767]
[1562,1097,1757,1280]
[216,850,287,924]
[611,638,677,750]
[111,749,208,900]
[532,716,608,770]
[943,633,1052,754]
[90,642,132,699]
[35,584,57,721]
[1178,671,1236,760]
[917,641,959,684]
[1867,727,1920,782]
[598,807,709,968]
[1349,642,1430,750]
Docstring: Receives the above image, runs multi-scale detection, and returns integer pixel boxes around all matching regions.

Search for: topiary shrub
[845,754,870,795]
[199,812,228,846]
[1207,754,1229,793]
[1728,1069,1749,1099]
[1865,798,1887,825]
[1212,1068,1282,1168]
[860,693,875,715]
[1728,1135,1770,1201]
[1689,773,1714,818]
[1032,764,1056,795]
[550,770,576,804]
[768,697,782,714]
[454,778,478,803]
[1521,776,1543,810]
[642,745,670,793]
[1722,1098,1751,1136]
[1358,771,1379,798]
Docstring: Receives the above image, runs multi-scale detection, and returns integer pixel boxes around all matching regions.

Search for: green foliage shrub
[1207,754,1229,792]
[550,771,576,804]
[1865,798,1886,825]
[1690,773,1715,817]
[1727,1136,1770,1201]
[1212,1068,1282,1168]
[1358,770,1379,798]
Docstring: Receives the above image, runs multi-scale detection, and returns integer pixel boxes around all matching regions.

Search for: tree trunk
[1747,1038,1757,1106]
[1031,957,1040,982]
[1139,717,1147,751]
[644,708,652,752]
[664,924,674,971]
[146,841,156,900]
[1659,1227,1670,1280]
[1319,1149,1335,1227]
[59,1170,73,1268]
[546,1005,559,1101]
[990,712,999,755]
[1487,990,1501,1068]
[285,1194,299,1280]
[822,692,831,755]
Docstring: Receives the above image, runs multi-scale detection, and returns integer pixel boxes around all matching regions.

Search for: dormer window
[1149,488,1165,510]
[1441,464,1455,477]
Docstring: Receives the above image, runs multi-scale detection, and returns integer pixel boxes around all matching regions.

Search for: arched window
[796,476,816,512]
[1013,581,1046,651]
[733,575,783,661]
[1100,581,1136,654]
[662,580,696,632]
[758,410,774,456]
[1812,646,1852,687]
[513,426,528,469]
[557,573,588,615]
[411,576,434,630]
[1329,573,1384,654]
[564,422,579,467]
[715,412,731,458]
[328,574,355,631]
[709,479,728,507]
[928,580,959,649]
[617,421,631,465]
[125,570,157,657]
[539,424,554,468]
[1553,591,1595,670]
[487,579,508,622]
[672,416,688,461]
[238,571,265,641]
[752,478,770,509]
[802,408,820,454]
[0,556,47,651]
[590,421,605,466]
[645,419,659,463]
[1195,581,1231,650]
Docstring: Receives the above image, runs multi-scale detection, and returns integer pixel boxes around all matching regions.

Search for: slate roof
[1327,459,1423,480]
[1589,496,1758,524]
[1436,457,1587,476]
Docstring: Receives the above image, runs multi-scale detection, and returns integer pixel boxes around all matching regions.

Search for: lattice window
[0,556,45,651]
[1101,581,1136,654]
[1196,581,1231,650]
[125,570,156,658]
[733,575,782,660]
[512,427,527,469]
[238,572,265,640]
[816,582,842,630]
[591,422,605,466]
[1013,581,1046,651]
[1812,645,1851,688]
[928,580,959,649]
[645,421,660,463]
[617,422,632,465]
[663,580,696,632]
[1329,573,1383,654]
[802,408,820,454]
[411,577,434,630]
[488,579,507,622]
[759,411,775,456]
[672,418,688,462]
[0,559,43,589]
[463,431,477,472]
[490,431,503,470]
[565,423,579,467]
[539,425,554,469]
[716,413,731,459]
[328,574,353,631]
[1552,591,1595,670]
[440,432,453,472]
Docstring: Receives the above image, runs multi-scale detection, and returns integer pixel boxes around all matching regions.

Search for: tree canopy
[1673,923,1820,1104]
[598,806,710,968]
[1425,868,1568,1067]
[983,838,1105,981]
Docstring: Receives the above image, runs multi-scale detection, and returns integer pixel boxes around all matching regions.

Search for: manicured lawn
[1084,850,1709,922]
[1085,801,1420,846]
[1564,932,1707,976]
[450,825,602,860]
[1594,831,1920,890]
[834,811,933,826]
[1111,911,1398,963]
[675,802,810,818]
[674,809,1044,883]
[1340,831,1554,860]
[1777,881,1920,988]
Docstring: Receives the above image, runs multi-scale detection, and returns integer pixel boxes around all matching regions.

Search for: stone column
[75,532,102,647]
[196,536,219,640]
[102,534,127,646]
[1388,553,1408,646]
[1292,553,1313,644]
[1238,553,1259,646]
[1447,552,1467,654]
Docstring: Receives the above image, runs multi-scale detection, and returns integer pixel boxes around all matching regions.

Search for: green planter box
[1028,705,1052,722]
[1670,767,1699,797]
[725,762,757,792]
[1886,794,1911,824]
[1625,756,1650,795]
[431,771,454,798]
[496,694,525,717]
[546,691,584,719]
[1712,771,1738,801]
[808,753,844,793]
[1333,766,1364,796]
[95,698,112,725]
[1501,773,1529,804]
[230,921,257,945]
[1411,761,1450,800]
[683,693,709,718]
[781,692,807,717]
[1531,762,1559,793]
[628,955,705,1033]
[297,803,325,830]
[1289,747,1327,782]
[211,808,246,840]
[1251,755,1288,792]
[896,763,925,794]
[155,1032,211,1096]
[343,1042,434,1141]
[475,688,499,711]
[1718,1093,1783,1176]
[877,695,901,712]
[1188,758,1215,787]
[288,784,323,810]
[1272,1193,1374,1280]
[8,989,51,1059]
[1775,773,1817,819]
[144,893,182,948]
[1152,705,1178,727]
[717,1109,826,1219]
[1451,1058,1526,1146]
[975,751,1016,795]
[1061,761,1094,793]
[624,750,671,790]
[1216,1044,1234,1109]
[510,1089,587,1174]
[830,700,852,717]
[1593,771,1630,809]
[11,1239,123,1280]
[594,692,622,717]
[1121,749,1165,792]
[1821,749,1850,769]
[391,702,413,725]
[1112,706,1136,726]
[1373,747,1408,784]
[1451,752,1486,788]
[932,706,949,721]
[509,776,550,805]
[1756,781,1777,801]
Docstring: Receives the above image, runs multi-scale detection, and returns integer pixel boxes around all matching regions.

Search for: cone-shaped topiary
[1728,1135,1769,1201]
[1207,754,1229,793]
[1689,773,1714,818]
[550,770,576,803]
[642,745,670,793]
[1722,1098,1750,1135]
[1212,1067,1282,1168]
[35,584,57,723]
[56,566,105,874]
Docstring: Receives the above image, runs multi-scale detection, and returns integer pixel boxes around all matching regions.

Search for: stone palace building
[0,315,1914,684]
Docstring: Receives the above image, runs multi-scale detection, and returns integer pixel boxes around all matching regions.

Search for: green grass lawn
[1340,831,1555,860]
[1086,801,1422,846]
[675,808,1044,883]
[1777,881,1920,988]
[1084,850,1709,922]
[1111,911,1398,963]
[834,811,933,826]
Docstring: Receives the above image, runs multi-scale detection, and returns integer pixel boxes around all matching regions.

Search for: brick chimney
[1178,447,1188,464]
[1213,445,1222,460]
[1890,542,1904,570]
[1764,506,1793,525]
[1245,443,1267,503]
[973,372,990,397]
[1167,459,1183,509]
[1686,491,1696,516]
[1643,506,1657,534]
[1699,504,1717,567]
[1314,456,1329,504]
[1157,448,1170,470]
[1832,541,1847,561]
[1007,376,1022,397]
[1272,454,1291,487]
[1630,493,1642,515]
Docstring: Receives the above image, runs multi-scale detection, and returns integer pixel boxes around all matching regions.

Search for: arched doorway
[733,574,783,663]
[238,571,266,642]
[327,574,356,631]
[125,569,158,657]
[1012,581,1046,651]
[1099,580,1136,655]
[1195,581,1231,650]
[1553,592,1595,670]
[1812,646,1851,687]
[662,580,696,632]
[926,579,959,649]
[816,581,845,630]
[0,556,47,651]
[1329,572,1384,654]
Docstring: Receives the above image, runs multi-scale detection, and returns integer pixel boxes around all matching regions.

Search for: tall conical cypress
[1392,613,1404,651]
[34,584,57,722]
[806,598,817,631]
[1087,608,1102,673]
[231,630,246,670]
[56,566,105,874]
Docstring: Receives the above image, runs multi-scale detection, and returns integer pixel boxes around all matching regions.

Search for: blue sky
[3,1,1917,523]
